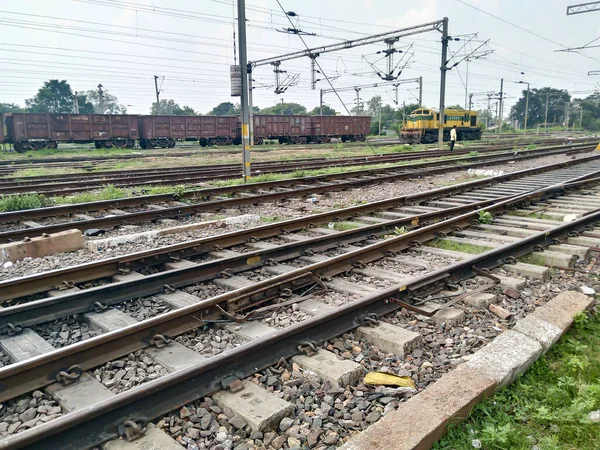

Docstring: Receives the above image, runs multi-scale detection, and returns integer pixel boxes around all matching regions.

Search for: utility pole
[97,84,104,114]
[579,104,584,130]
[281,98,284,115]
[487,94,491,128]
[378,105,382,136]
[464,58,470,110]
[248,66,254,145]
[519,81,530,133]
[237,0,251,181]
[355,87,361,114]
[418,76,423,107]
[402,100,406,126]
[74,91,80,114]
[544,93,549,130]
[153,76,160,112]
[497,78,504,138]
[438,17,449,150]
[468,93,473,111]
[319,89,323,115]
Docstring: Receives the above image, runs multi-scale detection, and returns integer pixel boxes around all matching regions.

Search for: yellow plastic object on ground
[363,371,416,388]
[596,142,600,150]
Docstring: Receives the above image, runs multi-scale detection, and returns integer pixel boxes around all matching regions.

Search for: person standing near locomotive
[449,125,457,151]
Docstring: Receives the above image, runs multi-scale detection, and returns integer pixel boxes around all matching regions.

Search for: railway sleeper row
[1,165,600,448]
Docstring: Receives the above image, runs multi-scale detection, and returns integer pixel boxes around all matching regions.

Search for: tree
[208,102,237,115]
[309,105,337,116]
[85,90,127,114]
[173,105,198,116]
[150,99,182,115]
[510,87,570,129]
[26,80,75,113]
[0,103,25,113]
[572,93,600,131]
[75,93,95,114]
[259,102,307,115]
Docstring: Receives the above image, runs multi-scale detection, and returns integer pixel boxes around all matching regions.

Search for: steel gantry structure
[567,1,600,14]
[246,18,450,150]
[319,78,423,115]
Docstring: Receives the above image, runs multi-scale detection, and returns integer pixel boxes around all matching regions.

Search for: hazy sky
[0,0,599,115]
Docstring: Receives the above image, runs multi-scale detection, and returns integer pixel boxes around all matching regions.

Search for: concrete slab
[85,309,138,332]
[464,330,543,387]
[297,298,336,316]
[22,220,43,228]
[503,262,549,280]
[0,329,54,362]
[463,292,496,308]
[354,216,391,224]
[280,233,313,242]
[339,365,496,450]
[300,253,330,264]
[512,315,563,351]
[104,424,182,450]
[531,250,577,268]
[567,236,600,247]
[0,229,84,263]
[225,321,274,340]
[112,271,145,282]
[292,348,364,387]
[324,278,377,296]
[155,291,200,309]
[453,230,518,243]
[532,291,595,331]
[386,255,430,270]
[353,267,409,283]
[163,259,198,271]
[213,275,252,291]
[493,275,526,290]
[473,224,537,238]
[356,322,422,356]
[47,287,81,297]
[213,380,294,432]
[145,341,207,372]
[546,243,590,260]
[245,241,278,250]
[46,372,114,412]
[414,246,468,260]
[263,263,296,275]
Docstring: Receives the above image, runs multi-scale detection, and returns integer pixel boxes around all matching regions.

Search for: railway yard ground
[1,134,600,450]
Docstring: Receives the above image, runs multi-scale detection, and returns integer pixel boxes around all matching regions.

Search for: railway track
[1,140,595,195]
[1,156,600,448]
[0,136,589,176]
[0,144,597,243]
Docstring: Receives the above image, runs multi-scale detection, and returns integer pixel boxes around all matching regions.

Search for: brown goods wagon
[138,115,238,148]
[0,114,5,143]
[329,116,370,142]
[5,113,139,152]
[252,115,312,144]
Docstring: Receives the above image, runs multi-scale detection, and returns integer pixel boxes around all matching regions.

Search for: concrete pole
[464,58,469,111]
[497,78,503,138]
[237,0,251,181]
[248,66,254,145]
[438,17,449,150]
[418,76,423,107]
[579,105,584,130]
[320,89,323,115]
[74,92,80,114]
[468,93,473,111]
[153,76,160,112]
[544,93,549,130]
[355,87,361,114]
[378,105,382,136]
[523,83,530,133]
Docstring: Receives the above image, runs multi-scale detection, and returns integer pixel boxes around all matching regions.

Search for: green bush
[0,194,50,212]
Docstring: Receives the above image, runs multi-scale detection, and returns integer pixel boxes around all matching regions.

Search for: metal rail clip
[56,365,83,385]
[119,420,147,442]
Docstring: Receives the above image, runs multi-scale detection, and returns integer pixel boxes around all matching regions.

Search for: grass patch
[260,216,283,223]
[436,175,488,187]
[427,238,493,254]
[0,194,50,212]
[6,167,87,178]
[332,222,360,231]
[435,311,600,450]
[54,185,127,204]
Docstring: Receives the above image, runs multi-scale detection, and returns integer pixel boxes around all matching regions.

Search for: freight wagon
[4,113,139,152]
[138,115,239,148]
[253,115,370,144]
[0,113,371,152]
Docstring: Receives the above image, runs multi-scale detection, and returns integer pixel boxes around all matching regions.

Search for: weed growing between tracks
[435,310,600,450]
[427,239,493,254]
[0,194,50,212]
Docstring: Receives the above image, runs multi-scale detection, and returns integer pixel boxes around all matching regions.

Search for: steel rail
[1,146,597,243]
[2,153,599,300]
[2,142,594,196]
[3,178,600,450]
[2,169,600,402]
[1,139,589,183]
[0,142,593,223]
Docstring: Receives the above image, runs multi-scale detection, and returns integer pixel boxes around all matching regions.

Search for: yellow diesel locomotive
[400,107,481,144]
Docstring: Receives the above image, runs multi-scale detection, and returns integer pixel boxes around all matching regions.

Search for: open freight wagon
[4,113,139,152]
